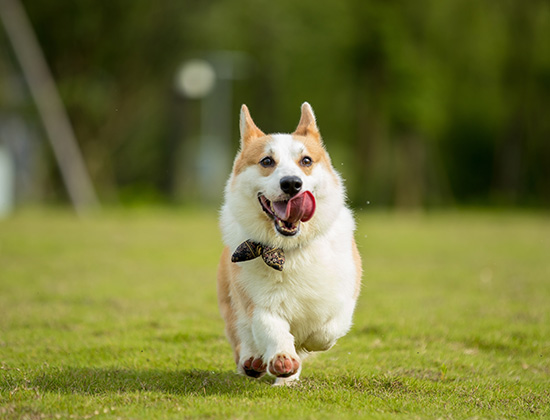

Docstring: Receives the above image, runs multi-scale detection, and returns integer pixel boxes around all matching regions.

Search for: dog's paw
[242,356,267,378]
[268,353,300,378]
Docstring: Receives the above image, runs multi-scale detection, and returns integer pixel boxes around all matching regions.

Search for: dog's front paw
[242,356,267,378]
[268,353,301,378]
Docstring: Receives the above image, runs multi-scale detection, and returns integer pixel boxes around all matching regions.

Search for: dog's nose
[280,176,303,197]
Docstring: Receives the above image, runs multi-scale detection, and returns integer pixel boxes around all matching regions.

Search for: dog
[217,102,362,385]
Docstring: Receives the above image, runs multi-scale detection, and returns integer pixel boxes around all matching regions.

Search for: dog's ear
[293,102,320,140]
[240,104,265,146]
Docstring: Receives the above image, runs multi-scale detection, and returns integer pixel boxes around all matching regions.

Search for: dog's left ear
[293,102,321,140]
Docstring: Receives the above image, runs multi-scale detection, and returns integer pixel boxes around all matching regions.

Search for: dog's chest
[240,244,350,325]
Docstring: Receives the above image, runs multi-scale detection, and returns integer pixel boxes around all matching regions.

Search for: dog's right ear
[240,104,265,146]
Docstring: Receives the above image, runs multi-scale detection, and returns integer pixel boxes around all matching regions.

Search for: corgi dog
[217,102,362,385]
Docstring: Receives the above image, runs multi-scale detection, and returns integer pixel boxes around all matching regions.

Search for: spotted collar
[231,240,285,271]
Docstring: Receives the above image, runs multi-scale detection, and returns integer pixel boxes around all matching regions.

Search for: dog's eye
[260,156,275,168]
[301,156,313,167]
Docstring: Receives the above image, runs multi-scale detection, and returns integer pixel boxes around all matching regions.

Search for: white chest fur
[231,207,358,347]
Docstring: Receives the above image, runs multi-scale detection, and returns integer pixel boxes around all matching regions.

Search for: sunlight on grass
[1,209,549,419]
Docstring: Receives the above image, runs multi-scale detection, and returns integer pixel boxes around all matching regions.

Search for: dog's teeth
[275,219,299,234]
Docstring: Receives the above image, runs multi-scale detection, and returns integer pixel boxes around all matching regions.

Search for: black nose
[280,176,302,197]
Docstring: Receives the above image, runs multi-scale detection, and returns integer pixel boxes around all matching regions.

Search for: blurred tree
[3,0,548,207]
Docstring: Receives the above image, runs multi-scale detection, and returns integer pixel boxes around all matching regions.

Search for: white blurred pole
[0,0,100,215]
[198,55,232,203]
[176,52,249,204]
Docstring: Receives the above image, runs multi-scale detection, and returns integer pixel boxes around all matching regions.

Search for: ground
[1,208,549,419]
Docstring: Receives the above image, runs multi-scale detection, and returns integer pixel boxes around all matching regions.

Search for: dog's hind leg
[301,299,356,353]
[218,248,267,378]
[217,247,242,364]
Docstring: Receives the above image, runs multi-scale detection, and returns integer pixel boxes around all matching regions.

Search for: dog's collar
[231,240,285,271]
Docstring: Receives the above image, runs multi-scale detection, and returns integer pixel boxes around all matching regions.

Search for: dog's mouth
[258,191,316,237]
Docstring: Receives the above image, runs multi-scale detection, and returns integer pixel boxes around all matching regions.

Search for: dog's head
[222,103,345,250]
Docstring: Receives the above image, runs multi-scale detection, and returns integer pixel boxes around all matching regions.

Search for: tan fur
[217,247,241,363]
[293,102,321,140]
[218,246,260,365]
[352,238,363,299]
[292,135,334,177]
[240,105,265,146]
[233,135,275,177]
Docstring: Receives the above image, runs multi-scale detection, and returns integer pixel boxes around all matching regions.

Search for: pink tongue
[271,191,316,224]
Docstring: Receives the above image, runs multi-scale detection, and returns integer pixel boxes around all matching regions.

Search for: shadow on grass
[32,367,270,395]
[31,366,422,397]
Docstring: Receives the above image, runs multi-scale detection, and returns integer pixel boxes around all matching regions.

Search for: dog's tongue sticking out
[272,191,316,224]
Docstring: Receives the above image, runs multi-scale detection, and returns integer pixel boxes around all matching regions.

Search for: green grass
[1,208,549,419]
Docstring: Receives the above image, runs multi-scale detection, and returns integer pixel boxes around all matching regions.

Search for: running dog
[217,102,362,385]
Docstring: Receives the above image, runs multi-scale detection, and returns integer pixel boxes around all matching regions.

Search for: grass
[1,207,549,419]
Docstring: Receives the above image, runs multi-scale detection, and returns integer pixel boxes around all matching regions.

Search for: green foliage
[1,209,549,418]
[3,1,550,207]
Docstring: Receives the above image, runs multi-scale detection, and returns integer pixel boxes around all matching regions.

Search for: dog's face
[223,103,345,250]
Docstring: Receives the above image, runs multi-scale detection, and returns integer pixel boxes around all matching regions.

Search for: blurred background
[1,0,549,214]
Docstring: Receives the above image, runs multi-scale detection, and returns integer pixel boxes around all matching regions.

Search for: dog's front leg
[251,308,301,382]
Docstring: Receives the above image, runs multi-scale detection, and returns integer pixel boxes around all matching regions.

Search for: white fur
[219,107,361,385]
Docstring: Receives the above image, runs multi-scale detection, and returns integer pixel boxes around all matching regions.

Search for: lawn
[1,208,549,419]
